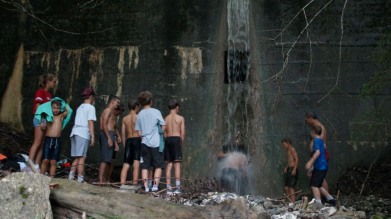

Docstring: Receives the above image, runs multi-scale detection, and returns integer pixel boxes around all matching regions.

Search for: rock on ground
[0,172,52,219]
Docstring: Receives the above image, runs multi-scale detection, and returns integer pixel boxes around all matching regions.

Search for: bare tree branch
[262,0,334,83]
[317,0,349,104]
[1,0,118,35]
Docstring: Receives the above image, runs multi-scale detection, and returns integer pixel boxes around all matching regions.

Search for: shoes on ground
[151,185,159,192]
[166,189,173,195]
[173,188,181,194]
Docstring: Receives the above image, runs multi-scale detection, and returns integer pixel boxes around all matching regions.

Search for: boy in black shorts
[305,126,336,206]
[135,91,166,192]
[119,100,141,190]
[164,99,185,194]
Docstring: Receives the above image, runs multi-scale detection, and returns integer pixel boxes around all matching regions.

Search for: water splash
[217,151,250,195]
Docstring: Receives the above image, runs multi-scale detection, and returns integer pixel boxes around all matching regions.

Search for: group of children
[281,112,336,206]
[28,78,186,194]
[68,90,185,194]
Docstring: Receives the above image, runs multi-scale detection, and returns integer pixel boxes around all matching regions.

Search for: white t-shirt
[70,103,96,140]
[135,108,165,148]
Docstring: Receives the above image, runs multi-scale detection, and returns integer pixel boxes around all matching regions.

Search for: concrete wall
[0,0,390,197]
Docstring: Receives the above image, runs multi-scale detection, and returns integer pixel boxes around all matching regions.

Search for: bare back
[164,112,185,141]
[287,146,299,169]
[122,111,140,139]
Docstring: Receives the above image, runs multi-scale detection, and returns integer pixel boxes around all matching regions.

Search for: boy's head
[137,91,152,106]
[305,112,317,125]
[128,99,141,112]
[314,125,322,136]
[108,94,121,108]
[168,99,180,110]
[281,137,292,148]
[81,87,95,99]
[51,100,62,115]
[114,103,125,116]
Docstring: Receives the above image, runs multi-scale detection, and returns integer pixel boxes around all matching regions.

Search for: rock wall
[0,0,390,197]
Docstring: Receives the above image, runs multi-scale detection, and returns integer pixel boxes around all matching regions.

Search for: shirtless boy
[164,99,185,194]
[41,100,69,176]
[281,137,299,202]
[106,103,124,182]
[119,100,141,190]
[98,95,120,183]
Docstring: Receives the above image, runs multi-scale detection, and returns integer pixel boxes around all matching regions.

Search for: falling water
[218,0,251,195]
[225,0,250,147]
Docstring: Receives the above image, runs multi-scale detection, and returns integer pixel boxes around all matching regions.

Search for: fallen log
[50,178,217,219]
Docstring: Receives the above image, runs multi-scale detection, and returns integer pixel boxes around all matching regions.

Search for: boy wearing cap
[68,88,97,183]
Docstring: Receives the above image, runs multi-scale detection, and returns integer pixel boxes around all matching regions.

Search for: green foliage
[361,33,391,96]
[19,186,29,199]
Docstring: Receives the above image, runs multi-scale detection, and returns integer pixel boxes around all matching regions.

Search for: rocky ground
[1,122,390,218]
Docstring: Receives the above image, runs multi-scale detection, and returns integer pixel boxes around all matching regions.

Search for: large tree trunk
[49,178,216,219]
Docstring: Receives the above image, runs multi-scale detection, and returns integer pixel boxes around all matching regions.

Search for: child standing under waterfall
[281,137,299,202]
[135,91,166,192]
[305,126,336,206]
[98,95,121,183]
[68,88,97,183]
[164,99,185,194]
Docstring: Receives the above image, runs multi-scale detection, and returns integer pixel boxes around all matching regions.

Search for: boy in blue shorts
[40,99,71,176]
[135,91,166,192]
[98,95,121,183]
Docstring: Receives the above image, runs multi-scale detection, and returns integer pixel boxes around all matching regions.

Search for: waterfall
[225,0,250,148]
[218,0,252,195]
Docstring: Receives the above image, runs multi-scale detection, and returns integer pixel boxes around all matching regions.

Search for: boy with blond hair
[135,91,165,192]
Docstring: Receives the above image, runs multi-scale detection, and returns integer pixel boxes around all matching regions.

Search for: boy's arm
[292,148,299,175]
[180,117,185,143]
[305,150,319,170]
[88,120,95,146]
[115,125,121,144]
[121,120,126,148]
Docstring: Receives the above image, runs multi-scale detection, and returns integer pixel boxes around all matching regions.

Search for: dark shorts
[112,150,117,160]
[42,137,61,161]
[284,168,298,188]
[310,169,327,187]
[100,132,115,163]
[124,138,141,164]
[164,136,182,162]
[140,144,164,170]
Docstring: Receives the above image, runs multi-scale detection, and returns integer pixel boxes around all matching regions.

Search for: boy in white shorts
[68,88,97,183]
